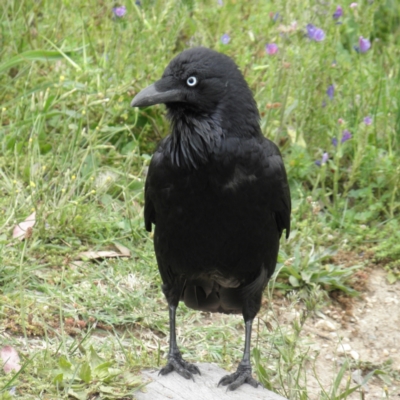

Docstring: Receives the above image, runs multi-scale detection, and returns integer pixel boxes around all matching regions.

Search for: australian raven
[131,47,291,391]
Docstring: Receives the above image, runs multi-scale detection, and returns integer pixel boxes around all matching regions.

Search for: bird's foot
[218,361,260,391]
[159,353,201,381]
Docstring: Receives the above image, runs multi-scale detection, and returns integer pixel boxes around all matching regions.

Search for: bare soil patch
[279,268,400,399]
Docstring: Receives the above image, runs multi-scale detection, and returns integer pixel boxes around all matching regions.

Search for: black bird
[131,47,291,391]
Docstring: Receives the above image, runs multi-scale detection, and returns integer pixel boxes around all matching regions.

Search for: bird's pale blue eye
[186,76,197,87]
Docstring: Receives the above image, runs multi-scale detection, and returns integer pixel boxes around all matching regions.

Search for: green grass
[1,0,399,398]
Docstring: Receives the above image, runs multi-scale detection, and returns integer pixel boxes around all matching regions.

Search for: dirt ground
[275,268,400,399]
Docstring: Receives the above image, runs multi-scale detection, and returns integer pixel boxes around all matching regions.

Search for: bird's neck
[168,113,223,169]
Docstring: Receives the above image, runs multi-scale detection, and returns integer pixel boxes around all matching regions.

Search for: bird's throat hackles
[166,111,224,169]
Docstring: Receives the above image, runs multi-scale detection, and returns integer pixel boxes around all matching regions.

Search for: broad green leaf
[78,362,92,384]
[58,356,72,372]
[53,373,64,384]
[93,361,113,379]
[289,275,300,287]
[68,389,87,400]
[387,272,397,284]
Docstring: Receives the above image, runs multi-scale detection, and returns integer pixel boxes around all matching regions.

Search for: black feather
[132,46,291,389]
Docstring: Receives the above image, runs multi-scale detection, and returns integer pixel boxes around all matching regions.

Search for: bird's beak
[130,81,184,107]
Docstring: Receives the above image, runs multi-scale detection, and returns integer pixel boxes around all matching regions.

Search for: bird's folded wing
[260,142,291,239]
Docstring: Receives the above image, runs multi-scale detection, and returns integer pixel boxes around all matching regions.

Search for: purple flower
[314,29,326,42]
[315,160,322,166]
[321,152,329,164]
[266,43,278,55]
[332,130,352,147]
[350,2,357,8]
[307,24,326,42]
[273,12,280,22]
[112,6,126,17]
[217,0,223,5]
[333,6,343,19]
[364,116,372,125]
[359,36,371,53]
[341,130,352,142]
[307,24,316,38]
[221,33,230,44]
[327,85,334,100]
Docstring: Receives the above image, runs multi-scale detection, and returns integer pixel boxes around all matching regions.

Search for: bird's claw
[159,355,200,381]
[218,363,260,391]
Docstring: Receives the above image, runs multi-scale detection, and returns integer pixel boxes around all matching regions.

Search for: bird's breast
[150,165,277,279]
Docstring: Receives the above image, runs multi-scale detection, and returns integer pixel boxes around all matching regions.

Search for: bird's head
[131,47,260,134]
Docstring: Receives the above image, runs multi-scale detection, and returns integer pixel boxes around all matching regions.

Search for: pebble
[315,319,336,332]
[350,350,359,360]
[352,369,369,391]
[337,343,352,354]
[383,349,389,356]
[384,297,399,304]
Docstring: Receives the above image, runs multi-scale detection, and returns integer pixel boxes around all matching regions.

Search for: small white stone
[315,319,336,332]
[383,349,390,356]
[352,369,368,391]
[350,350,359,360]
[337,344,352,354]
[384,297,394,304]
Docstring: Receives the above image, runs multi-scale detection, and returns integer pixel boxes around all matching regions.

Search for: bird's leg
[159,305,201,380]
[218,319,260,391]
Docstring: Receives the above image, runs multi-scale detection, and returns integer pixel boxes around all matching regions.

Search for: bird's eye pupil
[186,76,197,87]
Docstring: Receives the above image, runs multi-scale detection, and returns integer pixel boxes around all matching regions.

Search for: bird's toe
[218,366,260,391]
[218,372,237,387]
[184,361,201,375]
[159,363,174,376]
[159,356,200,381]
[227,373,248,391]
[246,375,260,388]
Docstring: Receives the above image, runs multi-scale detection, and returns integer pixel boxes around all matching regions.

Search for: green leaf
[301,271,313,283]
[53,373,64,384]
[93,361,113,379]
[79,362,92,384]
[387,272,397,284]
[89,345,105,368]
[289,275,300,287]
[364,369,391,385]
[67,389,88,400]
[122,372,143,387]
[58,356,72,372]
[39,142,52,154]
[99,385,117,394]
[0,50,73,74]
